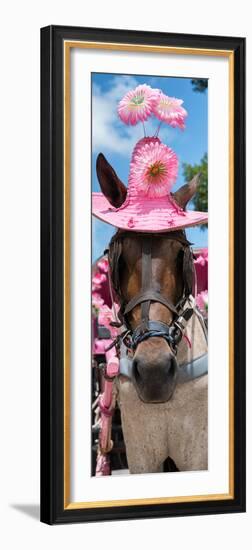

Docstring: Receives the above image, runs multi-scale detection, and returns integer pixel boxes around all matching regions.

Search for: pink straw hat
[92,136,208,233]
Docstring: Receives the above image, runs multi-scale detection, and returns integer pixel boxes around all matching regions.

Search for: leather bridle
[107,231,195,355]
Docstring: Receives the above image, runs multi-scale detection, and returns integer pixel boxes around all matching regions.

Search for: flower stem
[142,121,146,137]
[155,121,162,137]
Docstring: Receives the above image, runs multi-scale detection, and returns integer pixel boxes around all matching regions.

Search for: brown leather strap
[124,290,179,316]
[141,237,152,328]
[141,237,152,290]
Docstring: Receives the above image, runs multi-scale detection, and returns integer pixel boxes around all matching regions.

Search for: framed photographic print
[40,25,246,524]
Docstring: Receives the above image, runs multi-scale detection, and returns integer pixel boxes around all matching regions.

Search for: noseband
[107,231,195,355]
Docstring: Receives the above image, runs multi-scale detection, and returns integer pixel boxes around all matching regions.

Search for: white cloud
[92,75,174,157]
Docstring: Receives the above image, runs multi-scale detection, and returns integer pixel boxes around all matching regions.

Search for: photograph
[40,26,245,523]
[91,73,209,476]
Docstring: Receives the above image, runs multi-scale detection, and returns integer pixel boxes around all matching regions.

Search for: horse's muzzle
[132,350,178,403]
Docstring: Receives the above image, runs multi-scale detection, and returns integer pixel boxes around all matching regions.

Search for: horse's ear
[96,153,127,208]
[171,173,202,210]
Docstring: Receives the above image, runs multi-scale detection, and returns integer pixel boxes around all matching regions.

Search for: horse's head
[96,153,200,403]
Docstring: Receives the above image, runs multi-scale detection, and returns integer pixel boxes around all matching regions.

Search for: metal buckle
[121,329,133,349]
[172,323,183,345]
[174,317,187,332]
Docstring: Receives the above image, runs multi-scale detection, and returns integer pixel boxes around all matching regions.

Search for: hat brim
[92,192,208,233]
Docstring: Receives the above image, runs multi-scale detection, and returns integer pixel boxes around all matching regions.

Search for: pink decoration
[194,250,208,267]
[98,303,120,337]
[97,346,119,461]
[183,333,192,348]
[93,88,208,232]
[93,338,112,355]
[92,284,98,292]
[97,258,109,272]
[117,84,159,125]
[98,304,113,327]
[196,290,208,314]
[92,292,104,309]
[93,190,208,233]
[127,217,135,228]
[92,272,107,286]
[96,452,111,476]
[129,139,178,197]
[131,135,161,161]
[153,93,188,129]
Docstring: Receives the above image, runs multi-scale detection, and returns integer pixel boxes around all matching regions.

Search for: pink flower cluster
[92,272,107,291]
[117,85,187,195]
[194,249,208,267]
[92,292,104,310]
[97,259,109,273]
[98,303,120,338]
[196,290,208,315]
[92,257,108,302]
[92,257,120,338]
[117,83,187,131]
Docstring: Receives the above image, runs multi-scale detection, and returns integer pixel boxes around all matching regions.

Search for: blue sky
[92,73,208,260]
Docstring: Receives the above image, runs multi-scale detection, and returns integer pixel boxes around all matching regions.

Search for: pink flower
[117,84,160,126]
[92,292,104,309]
[131,136,161,162]
[194,254,207,267]
[153,93,187,129]
[92,283,99,292]
[92,272,107,286]
[129,139,178,197]
[98,303,120,337]
[98,304,113,327]
[196,290,208,314]
[97,258,109,273]
[194,250,208,266]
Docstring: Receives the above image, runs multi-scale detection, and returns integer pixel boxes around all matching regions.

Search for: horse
[96,153,208,474]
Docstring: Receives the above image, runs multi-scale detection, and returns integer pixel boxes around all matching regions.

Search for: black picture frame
[41,25,246,524]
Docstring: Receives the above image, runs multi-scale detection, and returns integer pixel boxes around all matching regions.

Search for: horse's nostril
[132,353,177,384]
[132,351,178,403]
[168,356,177,377]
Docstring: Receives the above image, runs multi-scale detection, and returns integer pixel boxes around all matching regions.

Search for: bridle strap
[107,230,195,352]
[141,237,152,290]
[123,234,188,325]
[141,237,152,328]
[124,290,179,317]
[132,320,175,349]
